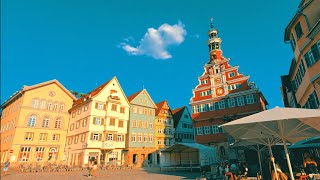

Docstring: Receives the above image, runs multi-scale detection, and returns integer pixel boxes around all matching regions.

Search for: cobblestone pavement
[1,167,200,180]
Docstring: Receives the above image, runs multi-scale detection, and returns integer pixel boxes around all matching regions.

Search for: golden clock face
[216,88,224,96]
[215,78,221,83]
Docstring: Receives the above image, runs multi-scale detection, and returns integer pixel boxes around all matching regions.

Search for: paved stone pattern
[1,167,199,180]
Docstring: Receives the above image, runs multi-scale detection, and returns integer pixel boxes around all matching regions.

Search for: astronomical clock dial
[215,78,221,83]
[216,88,224,96]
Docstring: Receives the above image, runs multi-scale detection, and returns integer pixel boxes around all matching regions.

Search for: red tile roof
[127,89,144,102]
[155,100,167,115]
[72,80,111,108]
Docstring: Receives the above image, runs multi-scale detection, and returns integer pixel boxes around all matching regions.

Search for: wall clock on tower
[216,88,224,96]
[215,78,221,83]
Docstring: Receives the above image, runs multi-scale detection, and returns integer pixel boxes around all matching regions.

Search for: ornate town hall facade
[190,19,268,160]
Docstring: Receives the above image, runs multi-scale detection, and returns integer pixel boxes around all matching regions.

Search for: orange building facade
[0,80,76,164]
[281,0,320,109]
[189,20,268,160]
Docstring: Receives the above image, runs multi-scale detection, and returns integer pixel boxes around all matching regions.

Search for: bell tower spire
[207,18,222,62]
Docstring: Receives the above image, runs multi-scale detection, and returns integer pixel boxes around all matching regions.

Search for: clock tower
[190,19,268,161]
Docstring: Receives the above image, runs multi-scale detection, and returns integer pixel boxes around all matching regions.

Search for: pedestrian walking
[2,159,10,176]
[92,159,98,178]
[88,157,94,178]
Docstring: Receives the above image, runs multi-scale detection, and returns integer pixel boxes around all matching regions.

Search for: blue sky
[2,0,300,109]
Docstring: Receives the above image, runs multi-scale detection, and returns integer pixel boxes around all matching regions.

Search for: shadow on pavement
[141,167,201,179]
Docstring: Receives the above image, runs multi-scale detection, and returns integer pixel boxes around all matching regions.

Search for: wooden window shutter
[90,133,93,140]
[122,135,124,141]
[114,134,117,141]
[101,118,105,125]
[95,102,98,109]
[103,104,106,110]
[93,117,96,124]
[99,133,102,141]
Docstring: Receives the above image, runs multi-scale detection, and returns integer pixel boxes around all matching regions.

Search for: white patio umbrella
[230,138,282,180]
[220,107,320,180]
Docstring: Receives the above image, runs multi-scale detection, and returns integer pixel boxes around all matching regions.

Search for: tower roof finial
[210,18,214,29]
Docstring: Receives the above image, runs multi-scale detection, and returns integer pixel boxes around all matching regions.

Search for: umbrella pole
[268,145,279,180]
[282,138,294,180]
[257,149,263,178]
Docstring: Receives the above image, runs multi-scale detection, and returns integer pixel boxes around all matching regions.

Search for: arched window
[40,100,46,109]
[47,101,52,110]
[28,115,37,127]
[33,99,39,109]
[55,118,61,128]
[42,117,50,128]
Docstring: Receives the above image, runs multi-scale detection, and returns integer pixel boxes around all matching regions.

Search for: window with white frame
[133,107,138,113]
[149,122,153,129]
[117,134,122,141]
[219,100,225,109]
[24,132,34,141]
[132,134,136,142]
[47,101,52,110]
[157,139,161,145]
[204,126,211,134]
[158,118,162,123]
[228,98,235,107]
[95,118,102,125]
[54,118,62,128]
[59,104,64,111]
[246,94,255,104]
[196,127,203,135]
[93,134,99,141]
[210,103,215,111]
[82,118,87,127]
[98,103,103,110]
[212,125,219,134]
[158,128,162,134]
[138,134,142,142]
[228,72,235,78]
[40,100,46,109]
[53,103,58,111]
[19,146,31,162]
[108,134,113,141]
[52,134,60,141]
[33,99,39,109]
[35,147,45,161]
[149,135,153,142]
[168,128,172,135]
[144,135,148,142]
[28,115,37,127]
[39,133,47,141]
[42,117,50,128]
[237,96,245,106]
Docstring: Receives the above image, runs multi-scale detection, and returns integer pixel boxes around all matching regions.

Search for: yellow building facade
[0,80,76,164]
[282,0,320,108]
[66,77,130,166]
[154,100,174,149]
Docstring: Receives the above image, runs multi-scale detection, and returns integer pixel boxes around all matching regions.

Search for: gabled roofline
[1,79,77,108]
[127,89,157,108]
[23,79,77,100]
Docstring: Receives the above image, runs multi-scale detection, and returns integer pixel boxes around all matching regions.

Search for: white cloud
[120,22,187,60]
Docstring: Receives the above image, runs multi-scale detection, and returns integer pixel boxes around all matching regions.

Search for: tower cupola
[207,18,222,61]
